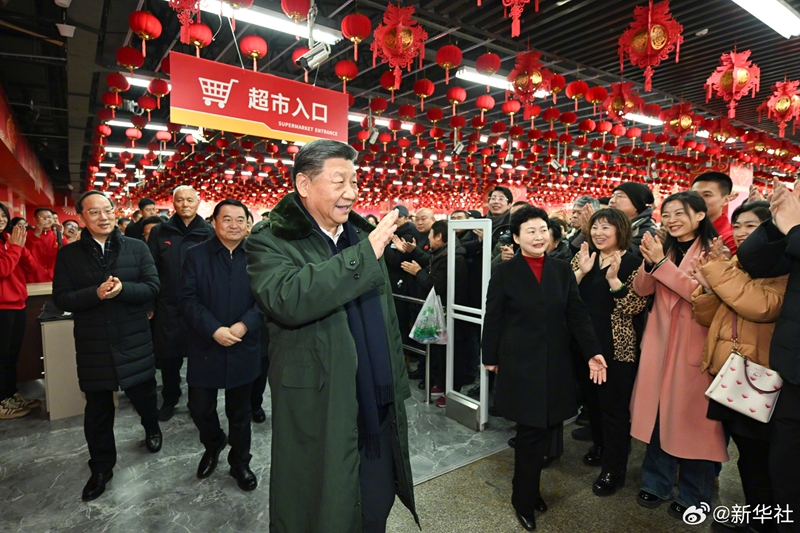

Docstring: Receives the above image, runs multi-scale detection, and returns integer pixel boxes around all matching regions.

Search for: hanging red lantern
[475,94,495,120]
[446,86,467,116]
[240,35,268,71]
[436,44,462,84]
[129,11,162,57]
[660,103,702,146]
[168,0,201,46]
[126,128,143,148]
[426,107,444,124]
[370,4,428,89]
[334,59,359,93]
[542,107,560,131]
[106,72,130,93]
[369,97,388,116]
[160,56,171,76]
[95,124,112,139]
[388,119,403,140]
[761,80,800,137]
[618,0,683,92]
[138,95,157,119]
[601,82,645,122]
[550,74,565,103]
[102,92,122,118]
[281,0,310,33]
[97,109,114,123]
[398,104,416,121]
[223,0,254,32]
[187,23,213,58]
[148,78,170,108]
[705,49,760,119]
[565,80,589,112]
[116,46,144,76]
[502,99,522,126]
[413,79,435,111]
[131,115,149,130]
[508,50,553,119]
[476,52,502,92]
[341,13,372,61]
[643,103,662,119]
[585,86,608,116]
[379,71,398,103]
[560,111,578,133]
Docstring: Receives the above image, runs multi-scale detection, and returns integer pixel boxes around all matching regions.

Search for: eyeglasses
[84,208,115,218]
[489,196,509,202]
[64,224,78,230]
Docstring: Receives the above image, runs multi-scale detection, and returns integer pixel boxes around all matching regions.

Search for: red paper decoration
[281,0,310,26]
[138,95,157,120]
[705,50,760,119]
[334,59,358,93]
[502,100,522,126]
[601,82,644,122]
[369,97,388,116]
[168,0,200,46]
[341,13,372,61]
[398,104,416,120]
[129,11,162,57]
[102,92,122,118]
[761,81,800,137]
[507,51,553,120]
[501,0,538,38]
[618,0,683,92]
[240,35,268,71]
[379,71,398,102]
[371,4,428,89]
[436,45,462,84]
[413,79,435,111]
[550,74,565,103]
[225,0,255,32]
[660,103,702,146]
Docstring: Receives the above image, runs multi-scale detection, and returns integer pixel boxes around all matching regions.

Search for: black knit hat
[612,182,654,215]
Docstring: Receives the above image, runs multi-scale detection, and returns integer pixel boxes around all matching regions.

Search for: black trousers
[728,430,774,533]
[512,424,552,515]
[359,415,395,533]
[573,348,600,434]
[770,380,800,533]
[0,308,26,401]
[250,356,269,411]
[83,378,159,474]
[159,357,184,406]
[189,382,253,467]
[595,360,638,476]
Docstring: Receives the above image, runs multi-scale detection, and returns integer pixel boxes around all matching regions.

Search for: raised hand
[605,251,622,281]
[8,225,26,247]
[748,184,765,203]
[368,209,399,260]
[400,260,422,275]
[690,256,712,291]
[771,184,800,235]
[707,237,726,262]
[579,204,595,235]
[577,242,596,274]
[640,232,665,264]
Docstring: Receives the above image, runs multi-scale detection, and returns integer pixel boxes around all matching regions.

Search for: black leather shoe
[230,465,258,491]
[576,410,590,426]
[583,445,603,467]
[82,470,113,501]
[508,437,516,448]
[515,511,536,531]
[592,471,625,496]
[668,501,689,520]
[571,426,592,441]
[145,428,162,453]
[252,408,266,424]
[197,435,227,479]
[636,490,665,509]
[542,456,556,469]
[158,403,176,422]
[535,497,548,512]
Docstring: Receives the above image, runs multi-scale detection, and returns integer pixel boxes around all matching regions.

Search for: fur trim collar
[267,192,374,241]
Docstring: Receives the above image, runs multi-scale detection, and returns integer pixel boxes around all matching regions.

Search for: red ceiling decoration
[507,50,553,121]
[759,80,800,138]
[371,3,429,89]
[601,82,644,122]
[705,50,760,119]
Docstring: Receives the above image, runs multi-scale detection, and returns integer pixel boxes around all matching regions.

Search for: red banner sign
[170,52,349,144]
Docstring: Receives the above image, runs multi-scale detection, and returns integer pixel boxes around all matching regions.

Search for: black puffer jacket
[53,228,160,392]
[737,221,800,385]
[147,214,214,359]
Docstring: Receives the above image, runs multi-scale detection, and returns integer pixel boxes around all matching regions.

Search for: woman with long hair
[630,191,727,519]
[692,201,787,533]
[572,208,648,496]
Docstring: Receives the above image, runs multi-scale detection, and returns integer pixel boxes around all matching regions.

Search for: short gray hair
[173,185,198,199]
[291,140,358,189]
[573,196,601,211]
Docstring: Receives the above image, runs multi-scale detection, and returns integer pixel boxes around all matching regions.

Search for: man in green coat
[246,140,418,533]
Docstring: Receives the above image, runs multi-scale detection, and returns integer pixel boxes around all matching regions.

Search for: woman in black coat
[482,205,607,531]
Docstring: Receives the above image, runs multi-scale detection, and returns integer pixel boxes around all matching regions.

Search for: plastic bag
[410,288,447,345]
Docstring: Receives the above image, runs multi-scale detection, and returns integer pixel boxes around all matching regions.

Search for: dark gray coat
[53,229,160,392]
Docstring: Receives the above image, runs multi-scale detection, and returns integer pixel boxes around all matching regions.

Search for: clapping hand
[400,260,422,275]
[770,178,800,235]
[588,355,608,384]
[577,242,596,275]
[473,229,484,242]
[8,225,26,247]
[707,237,727,262]
[96,276,121,300]
[604,251,622,281]
[748,184,765,203]
[639,232,666,265]
[578,204,595,236]
[690,255,712,292]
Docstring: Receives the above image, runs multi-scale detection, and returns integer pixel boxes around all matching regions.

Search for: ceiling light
[124,76,171,90]
[161,0,342,45]
[731,0,800,39]
[624,113,663,126]
[104,146,174,156]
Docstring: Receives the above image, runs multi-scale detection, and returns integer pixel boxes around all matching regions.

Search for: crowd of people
[0,138,798,533]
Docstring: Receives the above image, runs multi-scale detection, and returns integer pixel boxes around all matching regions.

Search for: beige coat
[691,257,788,376]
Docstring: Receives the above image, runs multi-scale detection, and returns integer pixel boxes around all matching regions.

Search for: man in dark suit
[125,198,158,240]
[179,199,262,491]
[53,191,162,501]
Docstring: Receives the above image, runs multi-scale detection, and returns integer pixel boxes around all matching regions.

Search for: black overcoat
[52,228,160,392]
[179,236,263,389]
[147,214,214,359]
[482,253,602,428]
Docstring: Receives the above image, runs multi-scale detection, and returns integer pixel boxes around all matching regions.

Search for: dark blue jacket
[179,235,262,389]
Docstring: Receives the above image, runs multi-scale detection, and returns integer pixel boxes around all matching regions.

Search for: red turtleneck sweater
[524,255,545,282]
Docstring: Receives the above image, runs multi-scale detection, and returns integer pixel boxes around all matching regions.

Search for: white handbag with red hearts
[705,313,783,423]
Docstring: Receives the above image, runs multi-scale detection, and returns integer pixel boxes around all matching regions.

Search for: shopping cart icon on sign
[198,78,238,108]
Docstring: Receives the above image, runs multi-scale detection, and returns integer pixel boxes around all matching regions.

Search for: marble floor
[0,375,515,533]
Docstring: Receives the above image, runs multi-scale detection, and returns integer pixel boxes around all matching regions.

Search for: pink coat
[630,239,728,462]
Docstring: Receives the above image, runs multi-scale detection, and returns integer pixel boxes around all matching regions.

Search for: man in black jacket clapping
[53,191,162,502]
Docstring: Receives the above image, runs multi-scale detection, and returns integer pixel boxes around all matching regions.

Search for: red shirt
[712,215,737,256]
[24,229,68,282]
[0,239,41,309]
[524,255,545,282]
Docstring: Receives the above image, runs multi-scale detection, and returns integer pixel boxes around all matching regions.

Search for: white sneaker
[0,398,31,419]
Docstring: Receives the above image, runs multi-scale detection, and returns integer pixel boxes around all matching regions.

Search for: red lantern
[542,107,560,131]
[106,72,130,93]
[476,52,502,92]
[413,79,435,111]
[129,11,162,57]
[102,92,122,118]
[341,13,372,61]
[160,56,171,76]
[132,115,148,130]
[240,35,268,71]
[370,4,428,89]
[550,74,566,103]
[601,82,644,122]
[398,104,416,120]
[565,81,589,112]
[187,23,213,58]
[369,97,388,116]
[585,86,608,116]
[95,124,112,138]
[426,107,444,124]
[378,71,399,103]
[446,86,466,116]
[334,59,358,93]
[705,50,760,119]
[761,81,800,137]
[116,46,144,76]
[168,0,201,46]
[618,0,683,92]
[138,95,157,119]
[475,94,495,120]
[224,0,254,32]
[148,78,170,108]
[508,50,553,119]
[436,45,462,84]
[502,100,522,126]
[126,128,143,148]
[281,0,310,34]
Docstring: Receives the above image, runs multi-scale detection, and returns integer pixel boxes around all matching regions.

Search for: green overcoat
[245,193,418,533]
